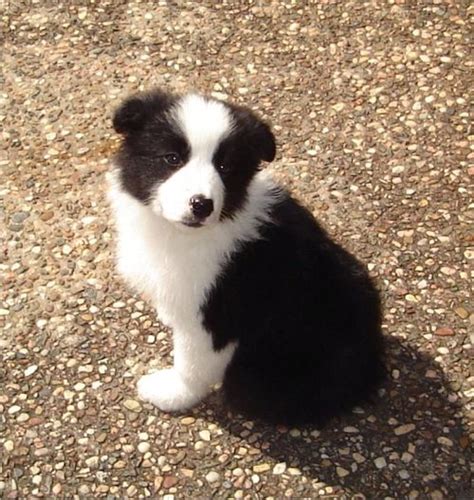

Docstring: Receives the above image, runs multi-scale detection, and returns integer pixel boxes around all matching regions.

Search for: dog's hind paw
[137,369,203,412]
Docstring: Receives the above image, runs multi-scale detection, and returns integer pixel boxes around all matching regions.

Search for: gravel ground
[1,1,473,498]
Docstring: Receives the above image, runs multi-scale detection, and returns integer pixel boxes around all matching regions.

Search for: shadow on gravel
[204,337,472,498]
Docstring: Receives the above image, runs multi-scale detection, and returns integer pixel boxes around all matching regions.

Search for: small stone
[343,426,359,433]
[78,484,90,495]
[353,453,365,464]
[138,442,150,453]
[181,417,195,425]
[4,440,14,452]
[374,457,387,469]
[123,399,141,412]
[437,436,453,447]
[24,365,38,377]
[127,485,137,496]
[287,467,301,476]
[440,266,456,276]
[11,211,29,224]
[272,462,286,475]
[332,103,345,112]
[62,244,72,255]
[85,456,99,468]
[198,430,211,441]
[391,165,405,174]
[113,301,126,308]
[435,327,454,336]
[163,475,178,489]
[454,307,469,319]
[52,483,62,495]
[336,467,350,478]
[8,405,21,415]
[394,424,416,436]
[253,463,271,473]
[205,471,220,483]
[40,211,54,221]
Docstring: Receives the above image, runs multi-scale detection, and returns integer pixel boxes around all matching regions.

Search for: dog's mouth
[180,217,204,228]
[181,219,204,228]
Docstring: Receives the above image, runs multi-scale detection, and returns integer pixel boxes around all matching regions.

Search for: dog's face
[113,90,276,228]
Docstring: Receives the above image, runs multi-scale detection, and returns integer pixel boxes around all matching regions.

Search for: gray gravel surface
[1,1,473,498]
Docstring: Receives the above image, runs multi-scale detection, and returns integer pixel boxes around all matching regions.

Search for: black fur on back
[202,194,386,426]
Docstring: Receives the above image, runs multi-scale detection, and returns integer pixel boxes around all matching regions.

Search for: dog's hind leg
[137,326,236,412]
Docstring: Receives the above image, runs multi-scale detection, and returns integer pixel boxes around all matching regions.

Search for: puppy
[108,89,385,425]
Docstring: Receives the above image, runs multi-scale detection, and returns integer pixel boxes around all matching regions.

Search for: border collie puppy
[109,89,385,425]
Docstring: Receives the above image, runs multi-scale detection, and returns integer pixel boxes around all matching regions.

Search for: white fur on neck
[108,169,281,329]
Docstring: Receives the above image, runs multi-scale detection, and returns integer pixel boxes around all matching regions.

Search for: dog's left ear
[113,96,149,135]
[253,120,276,163]
[231,105,276,163]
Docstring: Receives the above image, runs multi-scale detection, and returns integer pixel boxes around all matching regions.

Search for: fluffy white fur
[155,160,224,227]
[151,95,235,227]
[108,169,281,411]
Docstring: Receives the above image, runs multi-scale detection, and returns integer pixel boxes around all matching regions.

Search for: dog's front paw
[137,369,203,412]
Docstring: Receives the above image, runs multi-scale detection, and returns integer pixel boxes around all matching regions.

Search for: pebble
[374,457,387,469]
[253,463,271,473]
[272,462,286,475]
[85,456,99,468]
[198,430,211,441]
[394,424,416,436]
[336,467,350,478]
[435,327,454,336]
[205,471,220,483]
[138,442,150,453]
[181,417,195,425]
[437,437,453,447]
[4,440,14,452]
[454,307,469,319]
[123,399,141,412]
[343,426,359,433]
[24,365,38,377]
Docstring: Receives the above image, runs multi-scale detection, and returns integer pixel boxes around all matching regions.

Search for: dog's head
[112,90,276,228]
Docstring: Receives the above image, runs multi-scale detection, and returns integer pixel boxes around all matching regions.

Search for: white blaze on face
[153,94,234,226]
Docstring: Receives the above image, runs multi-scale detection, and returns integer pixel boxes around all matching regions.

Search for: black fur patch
[113,91,190,203]
[212,103,276,218]
[202,195,385,426]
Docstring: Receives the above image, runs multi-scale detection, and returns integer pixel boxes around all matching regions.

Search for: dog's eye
[218,163,231,173]
[163,153,182,166]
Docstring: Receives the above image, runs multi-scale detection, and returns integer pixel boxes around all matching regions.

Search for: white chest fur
[108,170,280,331]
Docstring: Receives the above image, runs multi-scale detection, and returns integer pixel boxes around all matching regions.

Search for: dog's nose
[189,195,214,219]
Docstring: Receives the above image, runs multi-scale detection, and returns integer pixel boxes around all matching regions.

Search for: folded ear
[112,97,149,135]
[112,90,176,136]
[229,105,277,163]
[254,120,276,163]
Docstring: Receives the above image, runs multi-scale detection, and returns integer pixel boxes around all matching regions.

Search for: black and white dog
[109,90,385,425]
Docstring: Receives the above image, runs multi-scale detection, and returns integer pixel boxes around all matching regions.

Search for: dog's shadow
[199,337,471,498]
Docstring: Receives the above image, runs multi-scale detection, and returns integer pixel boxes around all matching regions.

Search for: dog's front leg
[137,326,236,412]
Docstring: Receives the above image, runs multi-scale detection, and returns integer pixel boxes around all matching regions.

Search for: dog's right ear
[112,97,149,135]
[113,90,176,136]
